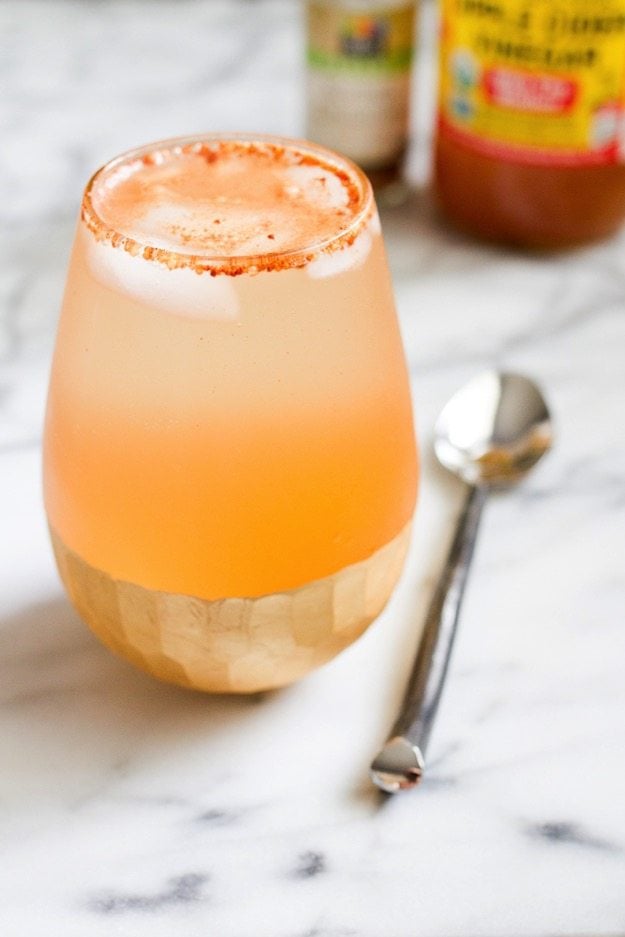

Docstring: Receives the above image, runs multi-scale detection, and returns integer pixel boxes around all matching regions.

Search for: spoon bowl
[434,371,553,488]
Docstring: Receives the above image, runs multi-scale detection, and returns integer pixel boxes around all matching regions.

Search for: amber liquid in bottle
[435,0,625,250]
[435,129,625,250]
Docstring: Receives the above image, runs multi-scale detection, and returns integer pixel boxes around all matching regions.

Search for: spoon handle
[370,484,487,793]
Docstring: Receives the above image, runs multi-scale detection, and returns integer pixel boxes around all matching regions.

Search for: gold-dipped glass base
[50,524,411,693]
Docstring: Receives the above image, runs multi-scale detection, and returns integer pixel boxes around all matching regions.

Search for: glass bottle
[306,0,418,194]
[435,0,625,248]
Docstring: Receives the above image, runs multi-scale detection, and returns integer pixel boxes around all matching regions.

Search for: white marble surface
[2,2,625,934]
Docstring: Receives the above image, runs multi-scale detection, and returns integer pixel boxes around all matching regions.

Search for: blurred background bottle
[306,0,417,198]
[435,0,625,249]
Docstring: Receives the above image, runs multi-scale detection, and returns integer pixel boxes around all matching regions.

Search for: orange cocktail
[44,135,418,692]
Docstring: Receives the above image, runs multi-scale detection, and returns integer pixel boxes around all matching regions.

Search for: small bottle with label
[435,0,625,248]
[306,0,417,196]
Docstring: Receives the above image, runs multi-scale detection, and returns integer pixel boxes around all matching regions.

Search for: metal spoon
[370,371,553,793]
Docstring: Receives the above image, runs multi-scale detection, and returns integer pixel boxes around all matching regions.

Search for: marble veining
[2,1,625,935]
[86,871,209,915]
[525,822,622,854]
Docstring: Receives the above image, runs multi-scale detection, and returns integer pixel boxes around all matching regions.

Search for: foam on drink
[82,137,377,317]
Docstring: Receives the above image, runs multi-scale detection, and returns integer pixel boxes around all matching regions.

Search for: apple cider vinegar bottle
[435,0,625,248]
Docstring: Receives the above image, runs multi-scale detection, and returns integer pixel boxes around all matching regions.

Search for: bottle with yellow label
[434,0,625,248]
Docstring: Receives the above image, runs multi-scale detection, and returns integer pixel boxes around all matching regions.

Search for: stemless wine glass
[43,134,418,693]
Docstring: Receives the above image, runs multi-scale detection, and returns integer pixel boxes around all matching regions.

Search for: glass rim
[81,132,375,275]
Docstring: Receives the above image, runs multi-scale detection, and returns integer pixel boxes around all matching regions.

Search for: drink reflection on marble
[43,134,418,693]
